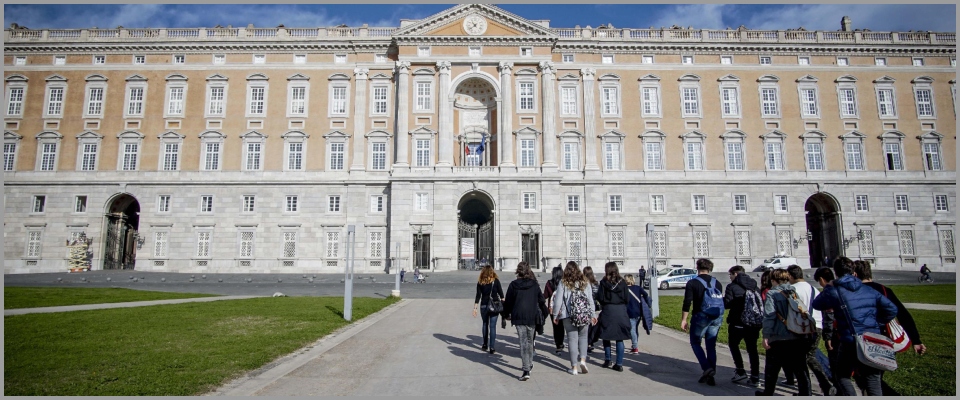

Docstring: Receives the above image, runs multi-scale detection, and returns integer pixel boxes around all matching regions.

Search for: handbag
[880,286,912,353]
[836,286,898,371]
[487,283,504,313]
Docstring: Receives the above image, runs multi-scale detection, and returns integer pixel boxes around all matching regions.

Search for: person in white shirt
[787,265,836,396]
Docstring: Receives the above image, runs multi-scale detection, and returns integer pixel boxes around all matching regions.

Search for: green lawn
[886,284,956,305]
[4,296,399,396]
[4,287,218,309]
[653,295,955,396]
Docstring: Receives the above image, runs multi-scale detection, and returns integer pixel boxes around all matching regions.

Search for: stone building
[3,4,956,274]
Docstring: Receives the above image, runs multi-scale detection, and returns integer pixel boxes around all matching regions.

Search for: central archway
[102,193,141,270]
[457,190,495,270]
[805,192,843,269]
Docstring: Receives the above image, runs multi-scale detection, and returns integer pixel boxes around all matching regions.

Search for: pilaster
[394,61,411,168]
[581,68,599,171]
[499,61,515,167]
[539,61,558,168]
[351,68,369,171]
[436,61,453,167]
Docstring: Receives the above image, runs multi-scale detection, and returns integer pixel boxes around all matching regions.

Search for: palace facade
[3,4,956,274]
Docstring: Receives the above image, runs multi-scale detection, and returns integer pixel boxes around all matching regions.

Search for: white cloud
[743,4,954,32]
[647,4,730,30]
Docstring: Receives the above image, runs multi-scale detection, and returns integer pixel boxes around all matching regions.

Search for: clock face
[463,15,487,36]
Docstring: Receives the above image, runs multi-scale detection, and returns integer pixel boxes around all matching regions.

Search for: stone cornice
[553,42,955,55]
[4,42,392,54]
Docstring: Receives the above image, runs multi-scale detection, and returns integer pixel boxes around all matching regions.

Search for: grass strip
[653,295,954,396]
[885,284,956,305]
[4,296,398,396]
[4,287,218,309]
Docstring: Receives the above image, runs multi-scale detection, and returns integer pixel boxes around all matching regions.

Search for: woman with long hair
[503,261,547,381]
[551,261,598,375]
[759,269,773,302]
[543,265,566,355]
[473,264,504,354]
[582,266,601,352]
[597,262,631,371]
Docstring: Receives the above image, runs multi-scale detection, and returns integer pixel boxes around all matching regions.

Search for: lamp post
[646,223,659,319]
[392,242,401,297]
[344,225,356,321]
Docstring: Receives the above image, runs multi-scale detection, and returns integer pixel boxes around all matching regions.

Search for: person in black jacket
[503,261,547,382]
[597,262,631,372]
[681,258,724,386]
[543,265,566,355]
[722,265,761,386]
[473,264,504,354]
[813,267,841,391]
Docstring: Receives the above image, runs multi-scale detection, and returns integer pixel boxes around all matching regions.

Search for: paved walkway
[902,302,956,311]
[3,295,262,316]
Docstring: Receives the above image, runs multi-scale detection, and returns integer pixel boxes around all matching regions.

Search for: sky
[3,3,956,33]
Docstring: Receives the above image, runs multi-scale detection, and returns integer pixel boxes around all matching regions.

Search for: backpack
[567,283,593,327]
[741,289,764,328]
[776,286,818,335]
[694,276,725,319]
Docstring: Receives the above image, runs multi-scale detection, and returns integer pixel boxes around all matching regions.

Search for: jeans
[562,318,590,367]
[689,312,723,372]
[552,318,566,350]
[727,325,761,378]
[836,340,883,396]
[628,317,639,350]
[516,325,537,373]
[602,340,625,366]
[480,307,498,351]
[761,339,811,396]
[804,331,833,392]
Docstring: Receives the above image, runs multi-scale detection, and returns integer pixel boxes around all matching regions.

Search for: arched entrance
[103,193,141,270]
[457,191,495,270]
[805,193,842,269]
[454,77,497,167]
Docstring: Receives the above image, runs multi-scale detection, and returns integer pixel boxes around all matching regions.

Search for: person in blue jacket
[624,274,653,354]
[812,257,898,396]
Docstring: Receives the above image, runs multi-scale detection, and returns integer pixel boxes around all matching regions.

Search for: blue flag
[476,136,485,155]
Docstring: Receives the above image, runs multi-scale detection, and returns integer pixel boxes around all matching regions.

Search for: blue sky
[3,4,956,32]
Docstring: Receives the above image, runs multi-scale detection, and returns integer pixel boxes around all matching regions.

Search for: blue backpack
[695,276,725,319]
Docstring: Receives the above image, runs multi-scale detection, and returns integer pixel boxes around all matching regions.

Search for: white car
[656,266,698,290]
[757,256,798,271]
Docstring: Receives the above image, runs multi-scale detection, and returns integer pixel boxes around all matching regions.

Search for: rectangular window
[721,56,732,65]
[249,86,265,115]
[562,142,579,171]
[839,88,857,117]
[46,87,64,116]
[200,196,214,213]
[326,232,339,258]
[642,87,659,116]
[328,195,341,212]
[939,230,954,257]
[121,143,138,171]
[415,82,432,112]
[604,142,620,170]
[798,56,810,65]
[610,230,624,258]
[685,142,703,170]
[154,231,168,258]
[766,142,783,170]
[601,87,618,115]
[286,195,299,212]
[372,142,387,170]
[519,82,535,111]
[208,86,225,115]
[26,231,42,257]
[877,89,896,117]
[3,143,15,171]
[369,231,384,259]
[253,54,266,64]
[167,87,184,115]
[726,142,744,170]
[86,87,104,116]
[775,195,789,212]
[645,142,662,170]
[682,87,699,116]
[736,231,751,257]
[288,143,303,170]
[40,142,57,171]
[331,86,347,115]
[562,54,574,63]
[692,195,706,212]
[560,87,578,116]
[157,195,171,213]
[734,194,747,212]
[468,46,481,56]
[415,193,429,211]
[520,139,535,167]
[245,142,262,170]
[682,55,693,65]
[127,87,144,116]
[760,56,772,65]
[895,195,909,211]
[651,195,664,213]
[912,57,924,66]
[162,143,178,171]
[14,56,26,66]
[243,195,256,213]
[290,86,306,115]
[80,143,98,171]
[567,195,580,212]
[133,55,145,64]
[32,195,46,213]
[522,193,537,211]
[806,142,824,170]
[173,55,185,64]
[642,55,654,64]
[370,195,384,213]
[935,195,949,211]
[875,58,886,66]
[899,230,915,256]
[204,142,220,170]
[601,54,613,64]
[196,231,211,258]
[415,139,430,167]
[93,55,105,64]
[694,231,710,258]
[213,54,225,65]
[721,87,739,116]
[855,195,869,212]
[239,231,254,258]
[609,195,622,212]
[334,54,346,64]
[418,46,430,57]
[800,88,818,116]
[760,88,779,116]
[7,87,24,116]
[837,57,848,66]
[568,231,583,260]
[923,143,941,170]
[884,142,902,171]
[373,86,388,114]
[915,89,934,117]
[845,142,864,170]
[294,54,306,64]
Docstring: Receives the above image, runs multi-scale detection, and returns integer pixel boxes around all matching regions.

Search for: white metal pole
[344,225,355,321]
[392,242,401,297]
[647,223,659,319]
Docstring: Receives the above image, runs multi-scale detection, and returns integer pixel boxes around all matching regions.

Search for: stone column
[394,61,410,167]
[351,68,369,171]
[539,61,558,168]
[436,61,453,167]
[498,61,515,167]
[581,68,599,171]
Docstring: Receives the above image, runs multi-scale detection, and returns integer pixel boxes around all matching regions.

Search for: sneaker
[489,349,495,355]
[602,360,612,369]
[731,371,749,383]
[519,371,530,381]
[749,376,761,388]
[631,348,640,354]
[699,368,714,384]
[555,348,562,356]
[707,376,716,386]
[579,362,589,374]
[612,364,623,372]
[567,367,579,375]
[481,345,488,351]
[587,346,595,353]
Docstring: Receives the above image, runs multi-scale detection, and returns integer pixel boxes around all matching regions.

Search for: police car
[656,266,698,290]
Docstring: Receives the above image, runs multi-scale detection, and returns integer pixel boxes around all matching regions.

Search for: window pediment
[878,130,905,140]
[911,76,934,84]
[757,75,780,83]
[916,131,943,141]
[76,131,103,140]
[639,74,661,82]
[370,73,391,81]
[323,130,350,139]
[796,75,818,83]
[761,130,787,139]
[558,73,580,81]
[680,130,707,139]
[287,73,310,81]
[281,130,310,139]
[45,74,67,82]
[513,126,542,137]
[36,131,63,140]
[117,130,144,139]
[558,130,583,139]
[246,73,269,81]
[640,130,666,139]
[206,73,228,82]
[839,131,866,140]
[598,74,621,81]
[165,73,188,82]
[199,130,226,139]
[409,126,438,136]
[4,131,24,140]
[412,69,435,76]
[718,74,740,82]
[873,76,896,84]
[836,75,857,83]
[5,74,28,83]
[157,131,184,140]
[85,74,108,82]
[365,130,392,139]
[720,129,747,139]
[515,68,537,76]
[598,129,625,139]
[240,130,268,140]
[800,130,827,139]
[679,74,701,82]
[125,74,148,82]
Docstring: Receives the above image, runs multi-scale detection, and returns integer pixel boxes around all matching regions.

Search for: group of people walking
[473,257,927,394]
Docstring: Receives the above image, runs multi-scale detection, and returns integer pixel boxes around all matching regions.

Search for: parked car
[756,256,798,271]
[656,266,698,290]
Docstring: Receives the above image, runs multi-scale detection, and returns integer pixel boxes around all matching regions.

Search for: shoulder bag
[880,286,911,353]
[487,282,504,313]
[836,286,898,371]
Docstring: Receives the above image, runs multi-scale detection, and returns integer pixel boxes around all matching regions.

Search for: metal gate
[521,233,539,270]
[103,214,129,270]
[413,234,431,270]
[458,220,477,270]
[477,219,494,267]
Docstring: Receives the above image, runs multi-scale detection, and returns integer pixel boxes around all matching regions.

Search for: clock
[463,14,487,36]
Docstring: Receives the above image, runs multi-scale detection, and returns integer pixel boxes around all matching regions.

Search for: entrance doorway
[521,233,539,270]
[103,193,140,270]
[413,233,431,271]
[458,191,495,270]
[805,193,842,269]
